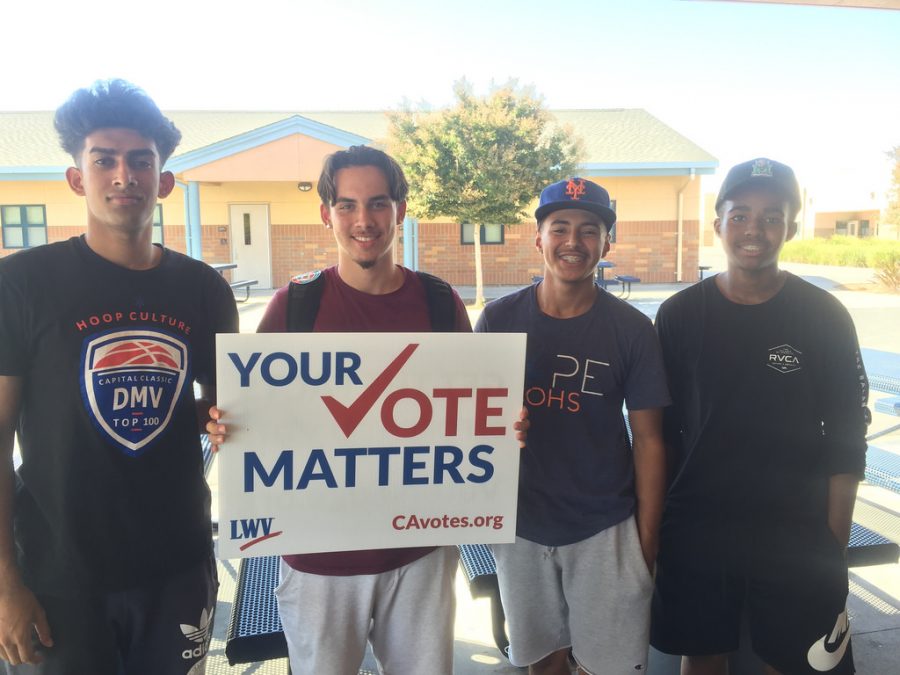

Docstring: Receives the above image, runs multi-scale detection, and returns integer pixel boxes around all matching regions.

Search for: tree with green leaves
[884,145,900,230]
[388,81,582,306]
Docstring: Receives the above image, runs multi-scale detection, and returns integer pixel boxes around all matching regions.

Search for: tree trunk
[473,223,485,308]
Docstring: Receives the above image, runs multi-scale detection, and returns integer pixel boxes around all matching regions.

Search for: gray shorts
[491,516,653,674]
[275,547,457,675]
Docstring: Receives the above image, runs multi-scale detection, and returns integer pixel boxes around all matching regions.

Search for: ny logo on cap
[751,159,774,177]
[565,178,586,200]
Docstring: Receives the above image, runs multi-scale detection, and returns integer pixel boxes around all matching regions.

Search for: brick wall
[2,218,699,286]
[414,220,701,286]
[609,219,700,283]
[0,225,84,258]
[417,223,544,286]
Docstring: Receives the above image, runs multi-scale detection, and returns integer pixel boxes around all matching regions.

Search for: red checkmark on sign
[322,343,419,437]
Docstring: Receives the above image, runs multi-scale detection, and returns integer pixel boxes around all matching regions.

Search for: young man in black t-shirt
[0,80,238,674]
[650,159,868,675]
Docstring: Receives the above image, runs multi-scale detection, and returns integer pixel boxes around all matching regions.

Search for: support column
[403,216,419,270]
[187,181,203,260]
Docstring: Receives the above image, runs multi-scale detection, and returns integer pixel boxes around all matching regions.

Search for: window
[1,205,47,249]
[607,199,618,244]
[461,223,504,245]
[152,205,164,245]
[835,221,848,236]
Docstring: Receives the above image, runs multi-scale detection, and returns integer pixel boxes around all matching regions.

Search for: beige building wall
[2,171,707,284]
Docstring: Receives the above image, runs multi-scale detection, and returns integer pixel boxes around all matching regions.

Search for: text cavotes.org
[392,514,504,531]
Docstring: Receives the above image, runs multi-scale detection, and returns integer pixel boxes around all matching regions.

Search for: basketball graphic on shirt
[81,330,189,456]
[94,341,181,369]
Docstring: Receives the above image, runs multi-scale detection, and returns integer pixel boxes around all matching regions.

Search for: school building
[814,209,893,240]
[0,109,717,287]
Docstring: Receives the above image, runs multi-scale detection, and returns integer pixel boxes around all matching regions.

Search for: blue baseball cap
[535,177,617,228]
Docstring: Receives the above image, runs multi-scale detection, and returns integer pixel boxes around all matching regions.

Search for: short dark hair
[54,79,182,164]
[317,145,409,206]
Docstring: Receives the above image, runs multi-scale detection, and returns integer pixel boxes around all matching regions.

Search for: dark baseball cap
[715,158,801,214]
[535,177,617,228]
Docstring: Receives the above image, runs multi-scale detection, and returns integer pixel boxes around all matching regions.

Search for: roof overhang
[580,161,718,177]
[0,166,66,181]
[166,114,371,174]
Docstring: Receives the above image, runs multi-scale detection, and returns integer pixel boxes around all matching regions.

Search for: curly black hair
[54,79,181,165]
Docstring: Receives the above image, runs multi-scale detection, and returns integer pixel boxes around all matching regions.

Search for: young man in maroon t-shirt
[209,146,472,674]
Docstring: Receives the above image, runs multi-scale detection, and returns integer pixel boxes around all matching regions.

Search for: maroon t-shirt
[257,265,471,575]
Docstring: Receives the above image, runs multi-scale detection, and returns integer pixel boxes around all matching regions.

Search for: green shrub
[874,250,900,291]
[781,236,900,270]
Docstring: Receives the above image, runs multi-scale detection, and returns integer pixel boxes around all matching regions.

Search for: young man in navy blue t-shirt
[476,178,669,674]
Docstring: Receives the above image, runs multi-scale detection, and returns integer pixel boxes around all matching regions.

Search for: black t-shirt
[0,236,238,594]
[655,275,868,540]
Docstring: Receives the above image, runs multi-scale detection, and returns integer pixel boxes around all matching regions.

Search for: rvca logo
[80,329,189,456]
[766,344,802,374]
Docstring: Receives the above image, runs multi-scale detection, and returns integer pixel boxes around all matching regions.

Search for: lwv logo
[767,344,802,374]
[230,517,283,551]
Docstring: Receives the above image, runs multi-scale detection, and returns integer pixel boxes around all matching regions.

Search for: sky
[3,0,899,210]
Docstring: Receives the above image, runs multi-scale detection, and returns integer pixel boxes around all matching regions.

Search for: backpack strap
[286,270,326,332]
[285,269,457,332]
[415,270,458,332]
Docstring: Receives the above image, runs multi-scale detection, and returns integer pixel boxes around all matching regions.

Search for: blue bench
[456,544,509,656]
[874,396,900,417]
[866,373,900,441]
[870,374,900,396]
[224,556,288,666]
[201,434,215,477]
[614,274,640,299]
[847,522,899,567]
[865,445,900,495]
[230,278,258,302]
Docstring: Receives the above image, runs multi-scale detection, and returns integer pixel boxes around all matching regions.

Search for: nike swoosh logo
[807,609,850,672]
[824,621,849,654]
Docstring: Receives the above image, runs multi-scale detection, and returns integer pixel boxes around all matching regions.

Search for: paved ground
[208,259,900,674]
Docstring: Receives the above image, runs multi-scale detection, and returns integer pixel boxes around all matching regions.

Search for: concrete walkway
[208,263,899,674]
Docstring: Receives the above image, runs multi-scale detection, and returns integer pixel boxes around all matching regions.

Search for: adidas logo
[180,607,213,660]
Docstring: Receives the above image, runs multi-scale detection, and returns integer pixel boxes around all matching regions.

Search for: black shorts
[7,553,217,675]
[650,519,853,675]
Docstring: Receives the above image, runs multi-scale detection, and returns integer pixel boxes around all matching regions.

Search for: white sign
[215,333,525,559]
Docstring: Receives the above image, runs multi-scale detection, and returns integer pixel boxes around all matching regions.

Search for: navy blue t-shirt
[476,284,670,546]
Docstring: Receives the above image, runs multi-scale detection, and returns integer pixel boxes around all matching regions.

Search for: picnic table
[595,259,616,289]
[209,262,258,301]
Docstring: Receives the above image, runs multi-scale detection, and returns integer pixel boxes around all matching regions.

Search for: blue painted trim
[166,115,371,173]
[188,182,203,260]
[579,160,717,177]
[402,216,414,269]
[581,161,718,170]
[582,167,717,177]
[0,167,66,181]
[177,181,192,256]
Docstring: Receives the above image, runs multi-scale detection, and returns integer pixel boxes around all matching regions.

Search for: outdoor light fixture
[297,181,313,192]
